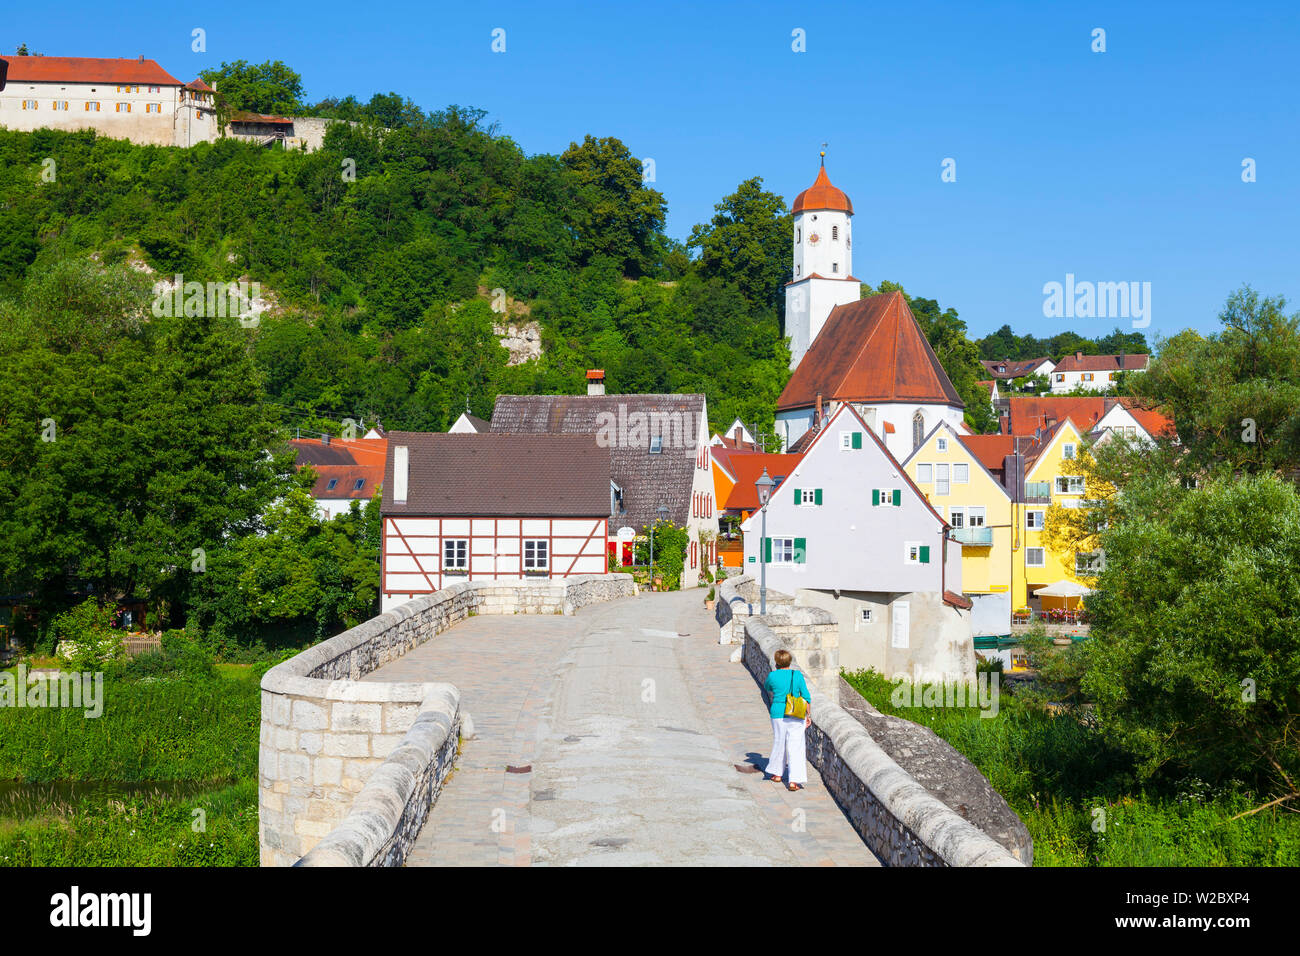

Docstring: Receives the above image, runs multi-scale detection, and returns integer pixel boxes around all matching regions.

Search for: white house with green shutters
[740,404,976,684]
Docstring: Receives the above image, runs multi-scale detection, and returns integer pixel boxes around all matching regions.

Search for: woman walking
[763,648,811,791]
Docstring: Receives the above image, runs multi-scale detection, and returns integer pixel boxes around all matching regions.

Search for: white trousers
[764,717,808,784]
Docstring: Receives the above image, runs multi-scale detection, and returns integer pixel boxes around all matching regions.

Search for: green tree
[560,135,666,277]
[200,60,305,116]
[1136,286,1300,476]
[687,177,791,311]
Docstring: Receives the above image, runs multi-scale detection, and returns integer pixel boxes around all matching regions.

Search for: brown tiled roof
[186,77,214,92]
[958,434,1016,475]
[792,165,853,214]
[944,590,973,610]
[778,291,964,411]
[1007,397,1110,436]
[381,432,610,517]
[489,393,704,532]
[229,110,292,125]
[721,453,805,511]
[980,357,1053,379]
[1116,398,1175,439]
[1054,352,1150,373]
[291,437,387,500]
[2,55,182,86]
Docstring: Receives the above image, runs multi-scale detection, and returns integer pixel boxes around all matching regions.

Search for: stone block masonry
[260,574,637,866]
[740,614,1022,867]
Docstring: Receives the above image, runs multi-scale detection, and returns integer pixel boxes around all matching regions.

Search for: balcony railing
[1024,481,1052,503]
[951,526,993,546]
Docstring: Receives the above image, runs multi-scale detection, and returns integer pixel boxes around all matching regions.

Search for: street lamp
[755,468,775,615]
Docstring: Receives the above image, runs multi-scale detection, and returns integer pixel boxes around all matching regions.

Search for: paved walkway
[363,589,880,866]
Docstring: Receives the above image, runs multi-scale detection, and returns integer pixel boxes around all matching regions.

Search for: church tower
[786,156,861,369]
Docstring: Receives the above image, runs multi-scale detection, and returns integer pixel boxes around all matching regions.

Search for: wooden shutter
[872,489,880,506]
[793,487,801,505]
[814,488,823,505]
[892,489,901,506]
[764,537,772,562]
[919,545,931,564]
[852,432,863,449]
[794,538,806,563]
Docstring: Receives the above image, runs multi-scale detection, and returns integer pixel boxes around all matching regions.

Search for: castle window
[795,265,800,277]
[912,411,925,449]
[796,227,801,243]
[832,262,839,273]
[832,225,838,240]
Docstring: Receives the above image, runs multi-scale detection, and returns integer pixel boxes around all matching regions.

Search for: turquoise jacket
[763,667,811,719]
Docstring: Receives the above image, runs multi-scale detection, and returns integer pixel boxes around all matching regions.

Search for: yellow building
[903,422,1013,636]
[1019,419,1099,608]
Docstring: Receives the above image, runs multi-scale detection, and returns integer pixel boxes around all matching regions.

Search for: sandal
[787,783,802,792]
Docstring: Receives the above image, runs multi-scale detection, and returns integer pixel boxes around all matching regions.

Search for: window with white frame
[1026,548,1045,567]
[1026,509,1045,530]
[523,539,549,570]
[1062,443,1076,460]
[840,431,862,450]
[795,488,822,505]
[915,463,932,483]
[1056,475,1085,494]
[649,434,663,454]
[443,539,468,569]
[966,506,986,527]
[1076,551,1104,574]
[859,608,873,624]
[937,437,948,452]
[949,507,965,528]
[953,463,969,484]
[935,463,950,496]
[903,541,932,565]
[770,537,797,564]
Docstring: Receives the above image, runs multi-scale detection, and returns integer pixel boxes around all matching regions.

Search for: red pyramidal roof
[777,291,964,411]
[3,56,183,86]
[792,165,853,215]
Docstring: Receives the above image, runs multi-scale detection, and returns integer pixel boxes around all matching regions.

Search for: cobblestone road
[363,588,879,866]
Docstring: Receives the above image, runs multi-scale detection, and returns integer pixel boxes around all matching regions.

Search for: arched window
[912,411,925,450]
[832,225,838,240]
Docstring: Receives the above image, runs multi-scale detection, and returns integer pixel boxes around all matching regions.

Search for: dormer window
[354,478,365,491]
[325,478,338,491]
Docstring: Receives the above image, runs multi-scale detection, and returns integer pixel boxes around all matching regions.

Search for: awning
[1033,580,1094,598]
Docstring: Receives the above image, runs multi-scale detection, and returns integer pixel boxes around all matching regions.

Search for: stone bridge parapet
[260,574,637,866]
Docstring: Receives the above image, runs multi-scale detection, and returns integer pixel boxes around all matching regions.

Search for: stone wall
[260,574,636,866]
[741,615,1023,867]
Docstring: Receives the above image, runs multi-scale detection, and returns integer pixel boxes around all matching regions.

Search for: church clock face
[808,233,821,246]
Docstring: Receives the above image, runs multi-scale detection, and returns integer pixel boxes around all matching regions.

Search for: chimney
[1118,350,1125,369]
[733,425,744,446]
[393,446,409,504]
[999,414,1009,435]
[1075,351,1084,362]
[815,392,823,426]
[586,369,605,396]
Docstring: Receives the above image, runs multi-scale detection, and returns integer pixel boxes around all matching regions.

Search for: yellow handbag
[782,670,808,719]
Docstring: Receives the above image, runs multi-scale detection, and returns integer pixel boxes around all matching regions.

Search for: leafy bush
[45,599,123,670]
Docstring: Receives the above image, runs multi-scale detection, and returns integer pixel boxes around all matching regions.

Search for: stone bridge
[258,574,1027,867]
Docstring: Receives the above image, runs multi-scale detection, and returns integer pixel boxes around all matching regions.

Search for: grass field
[843,669,1300,866]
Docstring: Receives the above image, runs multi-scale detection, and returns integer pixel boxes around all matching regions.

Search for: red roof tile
[980,357,1053,379]
[291,437,388,501]
[721,453,806,511]
[958,434,1016,474]
[1116,399,1174,438]
[778,291,964,411]
[1006,397,1110,436]
[3,56,182,86]
[791,165,853,215]
[1054,352,1149,373]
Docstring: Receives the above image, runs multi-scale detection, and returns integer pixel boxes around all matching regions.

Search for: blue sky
[8,0,1298,342]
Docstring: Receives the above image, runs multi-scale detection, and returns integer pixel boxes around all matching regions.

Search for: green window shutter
[919,545,931,564]
[814,488,823,505]
[852,432,863,449]
[872,489,880,506]
[764,537,772,562]
[793,487,801,505]
[892,489,902,507]
[794,537,806,563]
